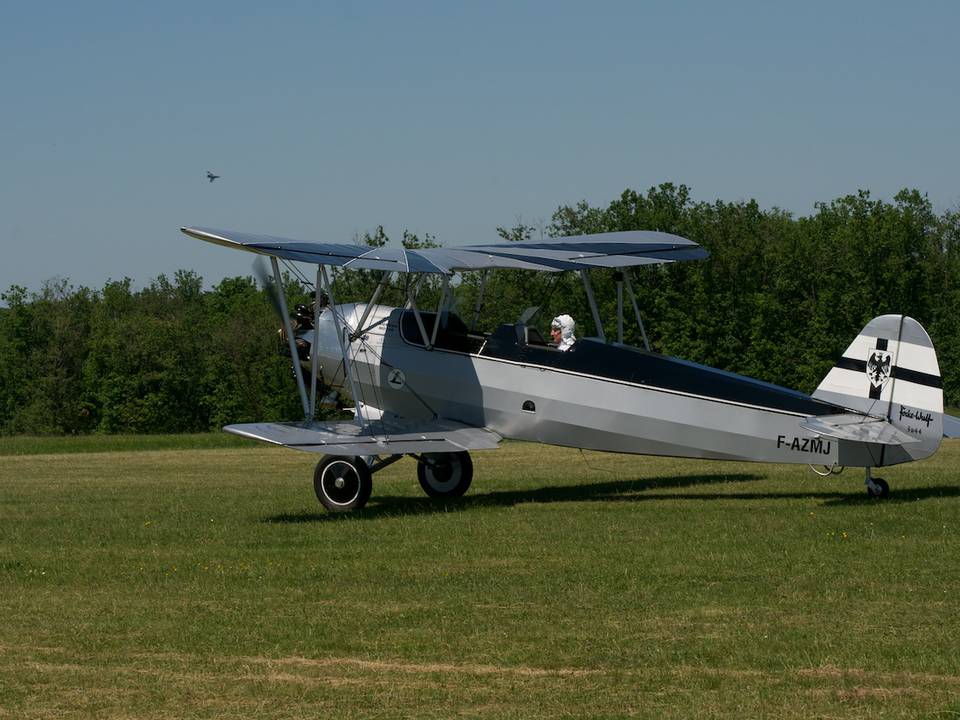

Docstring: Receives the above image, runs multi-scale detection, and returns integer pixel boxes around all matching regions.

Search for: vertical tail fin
[813,315,943,459]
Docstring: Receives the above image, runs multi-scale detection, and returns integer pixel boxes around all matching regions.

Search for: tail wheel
[314,456,372,512]
[867,477,890,499]
[417,451,473,498]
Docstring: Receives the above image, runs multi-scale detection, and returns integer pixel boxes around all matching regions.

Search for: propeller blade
[253,257,287,322]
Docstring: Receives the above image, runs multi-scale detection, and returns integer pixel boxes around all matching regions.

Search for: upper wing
[225,416,502,455]
[181,226,707,274]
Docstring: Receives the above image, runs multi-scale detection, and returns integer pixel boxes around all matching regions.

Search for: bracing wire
[577,447,615,475]
[280,258,313,290]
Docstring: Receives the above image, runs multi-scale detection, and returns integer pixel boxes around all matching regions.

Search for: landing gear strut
[865,467,890,499]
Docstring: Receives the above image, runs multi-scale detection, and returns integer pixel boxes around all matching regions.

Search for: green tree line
[2,184,958,435]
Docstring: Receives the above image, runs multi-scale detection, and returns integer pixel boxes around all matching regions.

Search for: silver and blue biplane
[182,225,959,511]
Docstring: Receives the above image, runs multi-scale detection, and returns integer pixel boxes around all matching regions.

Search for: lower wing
[224,417,501,455]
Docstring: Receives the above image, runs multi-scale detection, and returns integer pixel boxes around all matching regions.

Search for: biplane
[181,225,959,511]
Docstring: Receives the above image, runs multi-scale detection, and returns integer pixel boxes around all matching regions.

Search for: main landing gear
[312,451,474,512]
[417,451,473,498]
[314,456,373,512]
[864,467,890,499]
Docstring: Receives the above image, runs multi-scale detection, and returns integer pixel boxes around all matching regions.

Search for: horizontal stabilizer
[944,414,960,439]
[224,417,501,456]
[800,414,920,445]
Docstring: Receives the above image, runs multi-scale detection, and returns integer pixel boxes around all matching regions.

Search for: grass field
[2,436,959,718]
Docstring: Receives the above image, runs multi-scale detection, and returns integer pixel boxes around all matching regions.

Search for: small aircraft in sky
[181,225,959,511]
[206,171,220,183]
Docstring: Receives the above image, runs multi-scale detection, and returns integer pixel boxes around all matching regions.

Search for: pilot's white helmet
[551,314,576,340]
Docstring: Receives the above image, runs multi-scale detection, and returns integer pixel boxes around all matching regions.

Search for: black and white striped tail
[813,315,943,460]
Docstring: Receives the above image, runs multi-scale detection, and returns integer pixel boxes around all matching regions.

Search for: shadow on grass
[263,471,960,523]
[821,484,960,506]
[264,472,750,523]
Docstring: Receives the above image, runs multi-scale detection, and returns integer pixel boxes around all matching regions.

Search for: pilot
[550,314,577,351]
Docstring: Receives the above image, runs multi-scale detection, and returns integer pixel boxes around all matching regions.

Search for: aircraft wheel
[417,451,473,498]
[867,477,890,499]
[314,456,372,512]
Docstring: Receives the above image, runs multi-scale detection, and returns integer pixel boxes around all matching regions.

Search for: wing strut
[272,256,310,418]
[429,275,451,348]
[351,271,392,340]
[615,272,624,343]
[623,272,650,351]
[404,275,426,309]
[471,269,489,331]
[309,265,324,419]
[580,270,605,341]
[320,265,367,426]
[406,284,432,348]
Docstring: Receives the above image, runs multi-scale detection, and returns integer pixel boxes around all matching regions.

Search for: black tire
[417,451,473,498]
[314,456,372,512]
[867,477,890,499]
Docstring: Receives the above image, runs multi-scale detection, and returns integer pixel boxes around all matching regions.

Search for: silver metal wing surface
[181,226,708,274]
[224,417,502,455]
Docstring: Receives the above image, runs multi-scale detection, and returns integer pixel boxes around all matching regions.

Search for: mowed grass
[0,432,250,456]
[2,438,959,719]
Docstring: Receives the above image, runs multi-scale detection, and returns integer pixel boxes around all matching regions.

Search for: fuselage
[308,304,910,467]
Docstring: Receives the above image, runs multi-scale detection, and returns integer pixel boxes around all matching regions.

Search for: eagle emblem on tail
[866,350,892,389]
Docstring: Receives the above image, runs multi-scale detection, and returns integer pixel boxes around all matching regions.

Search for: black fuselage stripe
[399,332,836,417]
[834,356,942,389]
[405,325,841,415]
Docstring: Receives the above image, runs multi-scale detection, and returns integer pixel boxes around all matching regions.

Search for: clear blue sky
[3,1,958,294]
